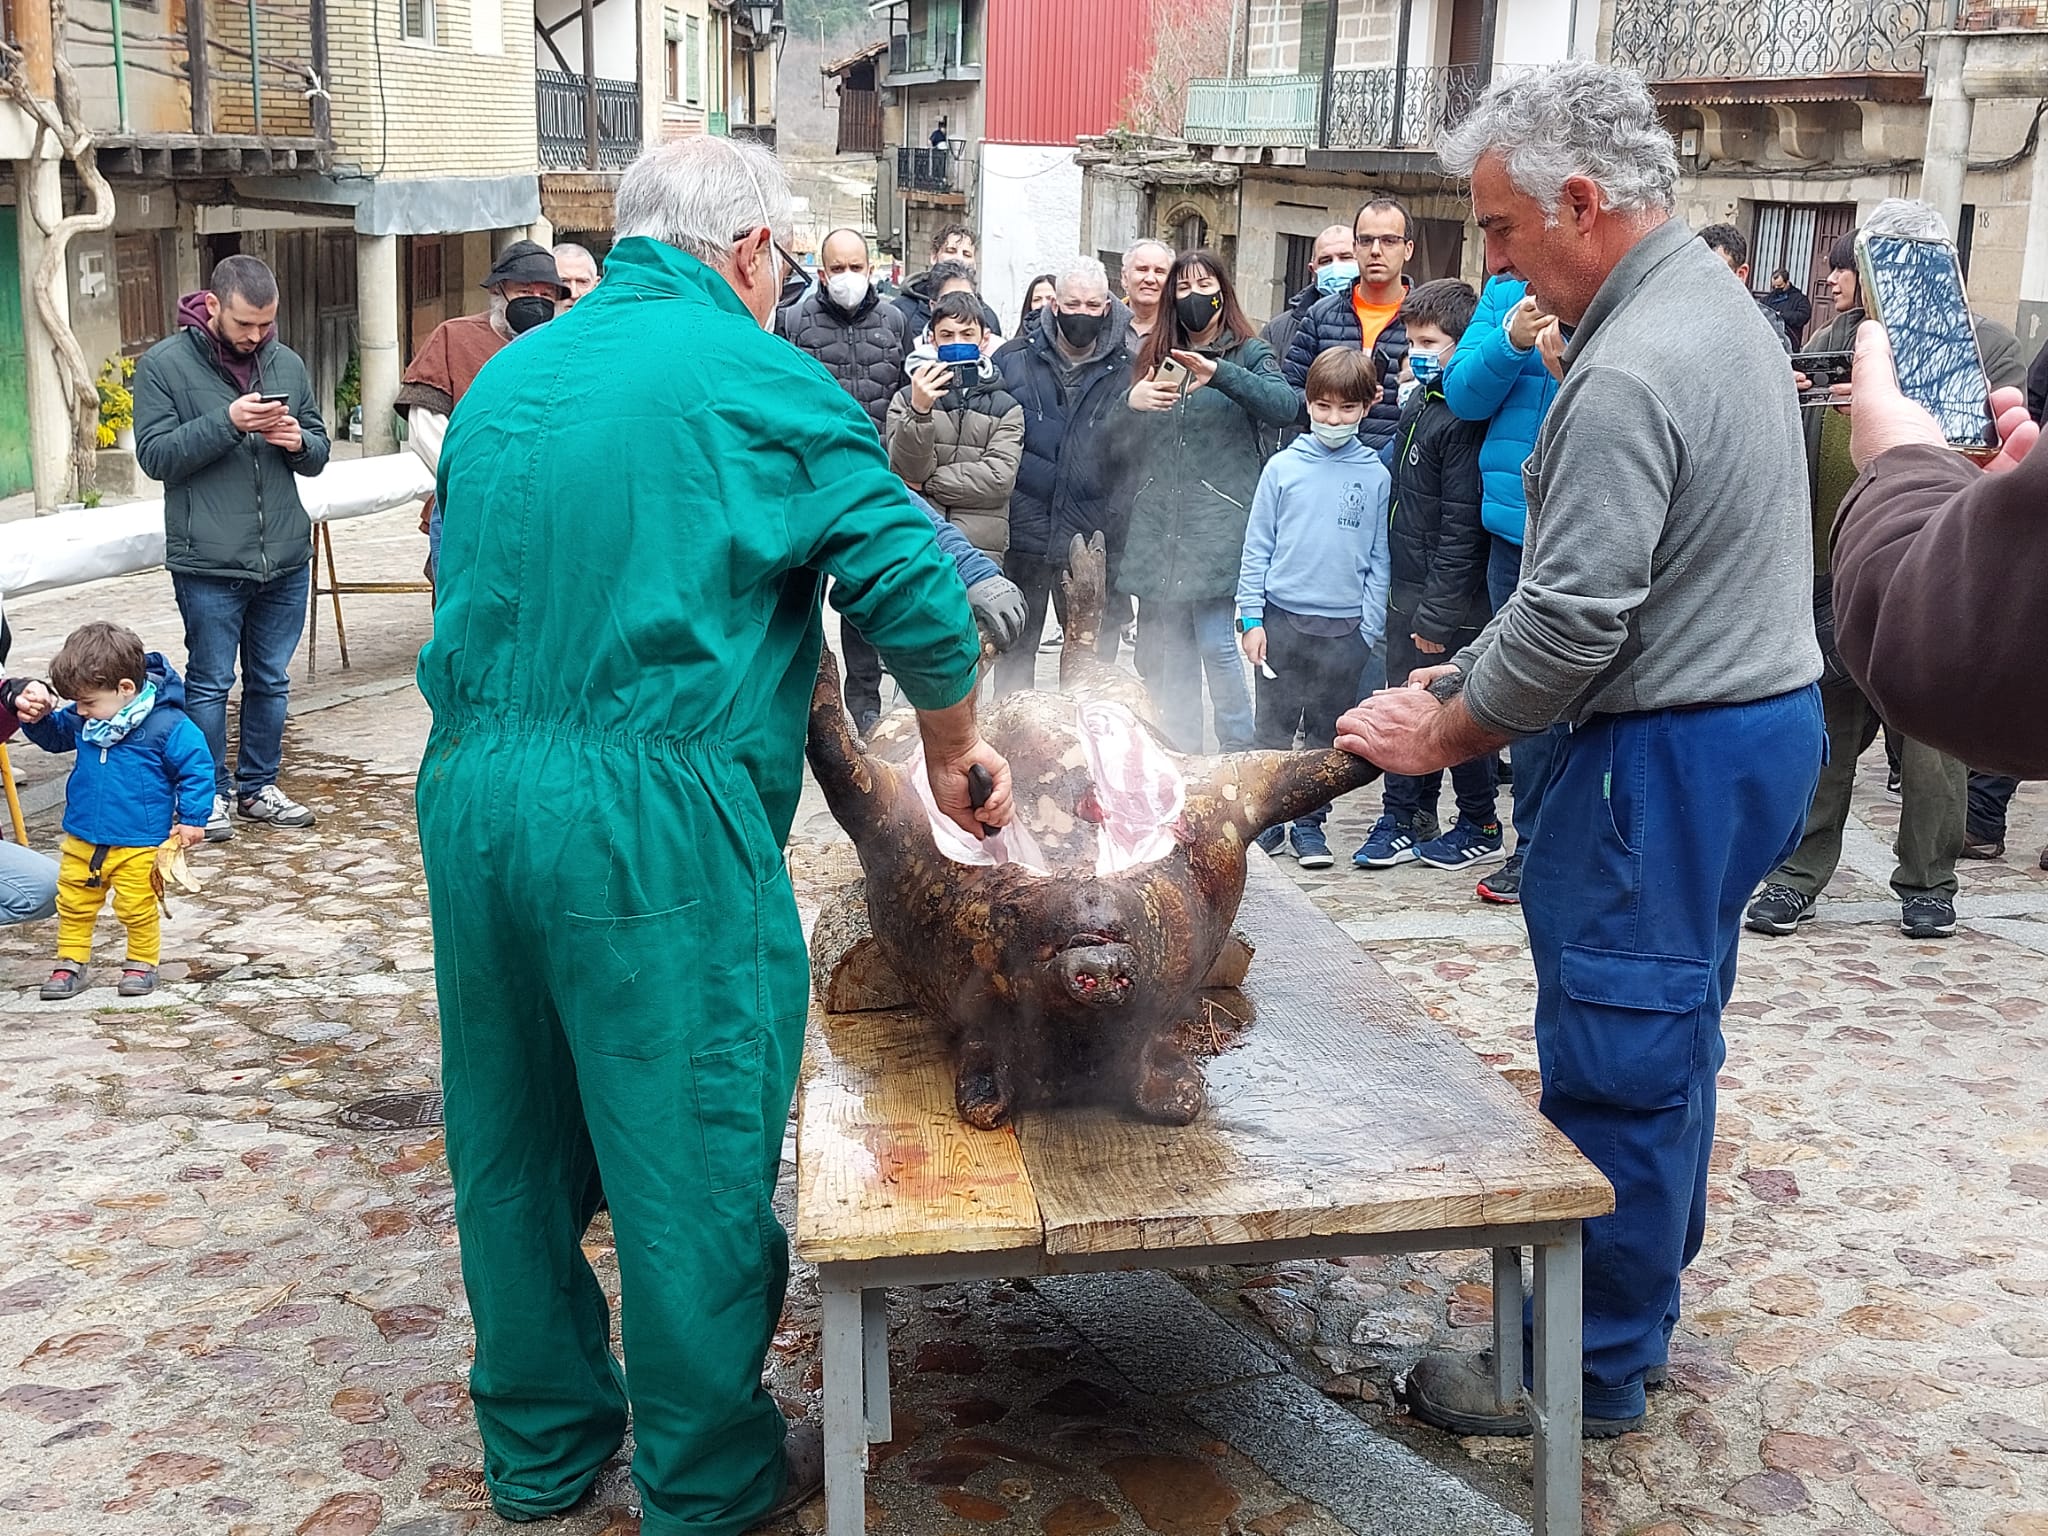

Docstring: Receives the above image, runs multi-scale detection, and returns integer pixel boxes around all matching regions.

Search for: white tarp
[0,453,433,598]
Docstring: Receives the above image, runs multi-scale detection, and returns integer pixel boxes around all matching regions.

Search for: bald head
[1312,224,1355,270]
[820,229,870,276]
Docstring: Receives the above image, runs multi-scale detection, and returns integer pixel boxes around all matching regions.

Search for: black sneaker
[1900,894,1957,939]
[1886,766,1903,797]
[1961,834,2005,860]
[1476,850,1524,905]
[1745,883,1816,935]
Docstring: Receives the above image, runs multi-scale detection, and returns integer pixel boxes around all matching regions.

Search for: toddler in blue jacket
[17,622,214,999]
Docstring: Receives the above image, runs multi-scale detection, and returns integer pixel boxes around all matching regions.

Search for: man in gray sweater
[1338,63,1824,1442]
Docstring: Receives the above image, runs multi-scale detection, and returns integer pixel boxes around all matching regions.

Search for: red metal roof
[983,0,1161,146]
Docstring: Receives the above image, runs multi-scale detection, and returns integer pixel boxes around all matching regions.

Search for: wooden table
[795,853,1614,1536]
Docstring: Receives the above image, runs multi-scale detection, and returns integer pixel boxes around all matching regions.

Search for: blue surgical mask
[1316,260,1360,296]
[935,342,981,364]
[1409,350,1441,386]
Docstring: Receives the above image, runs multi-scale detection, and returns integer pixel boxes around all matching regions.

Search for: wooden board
[1017,855,1615,1257]
[794,1002,1043,1265]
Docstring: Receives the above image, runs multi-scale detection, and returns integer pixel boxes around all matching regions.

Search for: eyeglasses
[1355,234,1411,251]
[733,228,804,284]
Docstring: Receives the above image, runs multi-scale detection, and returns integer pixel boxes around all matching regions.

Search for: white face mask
[826,270,870,310]
[1309,419,1360,449]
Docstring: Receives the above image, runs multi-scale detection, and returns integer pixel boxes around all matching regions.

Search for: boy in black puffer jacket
[1353,279,1503,874]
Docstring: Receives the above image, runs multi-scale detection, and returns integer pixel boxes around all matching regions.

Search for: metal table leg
[1491,1245,1523,1410]
[1529,1225,1584,1536]
[820,1275,868,1536]
[862,1287,892,1443]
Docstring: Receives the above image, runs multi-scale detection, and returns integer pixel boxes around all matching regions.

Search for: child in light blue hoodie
[1234,347,1392,868]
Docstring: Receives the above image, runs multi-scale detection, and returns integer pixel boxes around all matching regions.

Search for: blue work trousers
[1488,535,1562,852]
[1520,687,1822,1419]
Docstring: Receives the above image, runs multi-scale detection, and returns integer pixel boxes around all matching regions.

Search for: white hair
[1052,253,1110,301]
[1864,198,1951,242]
[1124,237,1174,266]
[552,241,597,266]
[1438,61,1678,218]
[615,137,792,267]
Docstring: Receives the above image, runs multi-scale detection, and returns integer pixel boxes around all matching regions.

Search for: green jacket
[134,321,329,583]
[1117,333,1297,605]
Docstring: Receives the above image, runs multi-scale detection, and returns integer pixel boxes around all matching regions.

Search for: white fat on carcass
[909,701,1185,874]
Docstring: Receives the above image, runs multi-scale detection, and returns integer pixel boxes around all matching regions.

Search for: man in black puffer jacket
[780,228,915,728]
[994,258,1136,693]
[1283,197,1415,450]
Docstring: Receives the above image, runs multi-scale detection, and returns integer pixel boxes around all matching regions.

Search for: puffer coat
[884,359,1024,557]
[780,285,914,437]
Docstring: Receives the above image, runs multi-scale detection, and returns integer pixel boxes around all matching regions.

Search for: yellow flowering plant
[96,356,137,448]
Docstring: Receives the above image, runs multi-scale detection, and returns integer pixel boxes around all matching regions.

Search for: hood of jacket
[144,651,189,713]
[175,289,275,392]
[1029,297,1134,370]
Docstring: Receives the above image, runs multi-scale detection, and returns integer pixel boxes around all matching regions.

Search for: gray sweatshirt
[1455,218,1822,735]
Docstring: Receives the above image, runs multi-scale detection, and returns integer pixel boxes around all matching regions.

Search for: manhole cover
[336,1092,444,1131]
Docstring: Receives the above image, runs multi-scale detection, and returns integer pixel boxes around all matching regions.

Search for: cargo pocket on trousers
[559,900,701,1060]
[691,1035,767,1195]
[1551,943,1715,1111]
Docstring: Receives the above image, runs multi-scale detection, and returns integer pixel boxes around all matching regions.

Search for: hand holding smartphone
[1855,223,1997,458]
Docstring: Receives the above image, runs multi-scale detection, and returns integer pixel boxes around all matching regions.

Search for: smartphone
[1151,356,1190,393]
[1790,350,1853,407]
[1855,230,1997,457]
[257,392,290,407]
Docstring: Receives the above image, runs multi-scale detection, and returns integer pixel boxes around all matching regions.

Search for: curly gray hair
[1438,61,1678,219]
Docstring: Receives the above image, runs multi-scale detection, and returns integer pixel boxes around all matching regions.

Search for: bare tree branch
[1118,0,1235,138]
[1,0,119,500]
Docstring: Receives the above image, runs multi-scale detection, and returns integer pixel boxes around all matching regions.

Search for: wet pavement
[1,558,2045,1535]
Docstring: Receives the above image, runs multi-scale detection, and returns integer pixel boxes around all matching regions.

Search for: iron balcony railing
[536,70,642,170]
[1609,0,1931,77]
[897,145,956,192]
[1181,65,1489,153]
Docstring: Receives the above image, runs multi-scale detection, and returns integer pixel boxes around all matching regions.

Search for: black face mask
[506,295,555,334]
[1175,290,1222,336]
[1054,308,1108,347]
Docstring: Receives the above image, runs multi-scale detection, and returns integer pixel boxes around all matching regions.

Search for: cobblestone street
[2,541,2046,1535]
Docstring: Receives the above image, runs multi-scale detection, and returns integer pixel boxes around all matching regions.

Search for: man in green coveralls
[416,136,1016,1533]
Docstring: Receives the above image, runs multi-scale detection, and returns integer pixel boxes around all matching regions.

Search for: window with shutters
[411,239,445,306]
[686,15,702,105]
[1298,1,1330,76]
[1281,233,1314,300]
[665,11,682,100]
[400,0,435,44]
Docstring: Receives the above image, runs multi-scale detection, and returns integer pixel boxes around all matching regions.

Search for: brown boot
[749,1422,824,1528]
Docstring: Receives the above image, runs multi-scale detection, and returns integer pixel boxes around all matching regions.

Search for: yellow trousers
[55,835,160,966]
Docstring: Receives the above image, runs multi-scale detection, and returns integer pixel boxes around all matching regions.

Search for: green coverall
[416,237,982,1535]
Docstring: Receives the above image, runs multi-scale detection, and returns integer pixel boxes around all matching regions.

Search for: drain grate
[336,1092,445,1131]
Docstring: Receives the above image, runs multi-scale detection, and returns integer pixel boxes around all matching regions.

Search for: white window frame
[400,0,436,47]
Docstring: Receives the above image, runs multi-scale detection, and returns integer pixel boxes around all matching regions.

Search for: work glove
[966,574,1028,652]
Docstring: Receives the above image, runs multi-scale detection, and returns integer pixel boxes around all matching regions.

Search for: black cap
[482,240,564,295]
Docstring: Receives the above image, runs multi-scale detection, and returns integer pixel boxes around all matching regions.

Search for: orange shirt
[1352,289,1403,354]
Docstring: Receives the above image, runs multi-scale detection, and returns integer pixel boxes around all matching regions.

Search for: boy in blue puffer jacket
[1440,274,1563,904]
[18,623,214,1000]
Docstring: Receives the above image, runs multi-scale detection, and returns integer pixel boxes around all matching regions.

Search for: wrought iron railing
[897,145,956,192]
[1325,65,1488,152]
[1609,0,1932,77]
[1184,74,1321,146]
[536,70,642,170]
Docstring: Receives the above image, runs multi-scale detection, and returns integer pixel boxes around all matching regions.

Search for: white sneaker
[204,793,235,843]
[236,784,315,828]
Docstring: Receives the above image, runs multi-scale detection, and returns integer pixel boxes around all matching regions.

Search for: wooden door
[0,210,34,498]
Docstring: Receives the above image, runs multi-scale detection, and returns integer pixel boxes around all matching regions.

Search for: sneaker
[1886,766,1903,797]
[1353,811,1438,868]
[204,793,234,843]
[117,963,156,998]
[1745,883,1816,935]
[1253,826,1286,857]
[39,961,88,1001]
[1961,834,2005,860]
[1476,850,1524,905]
[236,785,316,828]
[1290,823,1334,869]
[1415,817,1506,870]
[1900,893,1957,939]
[1402,1349,1645,1440]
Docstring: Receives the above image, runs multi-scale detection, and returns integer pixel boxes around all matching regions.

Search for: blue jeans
[1488,534,1562,853]
[1134,598,1255,753]
[172,564,310,799]
[1520,688,1823,1418]
[0,837,58,923]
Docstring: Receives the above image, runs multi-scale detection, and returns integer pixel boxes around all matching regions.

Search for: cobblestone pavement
[1,572,2045,1536]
